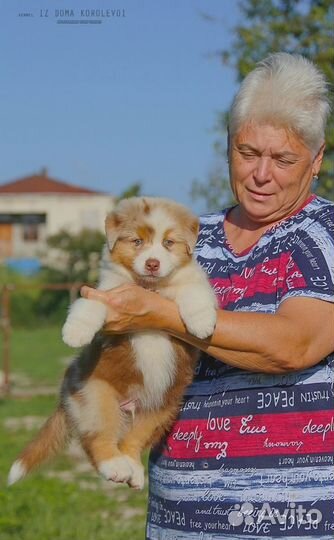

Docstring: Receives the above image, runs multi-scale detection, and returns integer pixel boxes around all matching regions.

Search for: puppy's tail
[8,406,69,486]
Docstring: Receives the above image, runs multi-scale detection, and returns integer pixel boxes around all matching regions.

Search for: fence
[0,283,82,395]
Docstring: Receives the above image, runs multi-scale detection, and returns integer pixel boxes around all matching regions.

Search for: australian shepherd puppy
[8,197,217,489]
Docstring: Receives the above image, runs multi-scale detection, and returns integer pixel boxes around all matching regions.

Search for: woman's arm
[81,284,334,375]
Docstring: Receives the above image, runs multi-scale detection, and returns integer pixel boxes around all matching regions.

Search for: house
[0,169,115,265]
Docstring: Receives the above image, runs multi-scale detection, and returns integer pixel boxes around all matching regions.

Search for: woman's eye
[163,239,174,248]
[240,152,256,160]
[133,238,143,246]
[276,159,294,168]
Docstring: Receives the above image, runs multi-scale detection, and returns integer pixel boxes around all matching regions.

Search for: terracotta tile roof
[0,171,105,195]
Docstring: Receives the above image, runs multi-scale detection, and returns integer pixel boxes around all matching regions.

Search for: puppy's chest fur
[130,332,178,409]
[64,332,195,413]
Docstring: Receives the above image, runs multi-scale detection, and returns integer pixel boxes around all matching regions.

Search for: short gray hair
[229,52,330,154]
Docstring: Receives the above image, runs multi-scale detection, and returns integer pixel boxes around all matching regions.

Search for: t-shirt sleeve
[279,208,334,305]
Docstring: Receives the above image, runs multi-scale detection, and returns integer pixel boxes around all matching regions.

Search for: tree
[37,229,106,319]
[192,0,334,210]
[191,156,234,211]
[44,229,106,283]
[117,182,142,201]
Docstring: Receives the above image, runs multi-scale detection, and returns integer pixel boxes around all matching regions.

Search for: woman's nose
[254,156,272,183]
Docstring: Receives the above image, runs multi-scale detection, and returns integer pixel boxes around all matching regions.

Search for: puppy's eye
[133,238,143,247]
[163,239,174,248]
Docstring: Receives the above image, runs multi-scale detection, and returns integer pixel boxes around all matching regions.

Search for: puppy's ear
[105,212,121,251]
[185,216,200,255]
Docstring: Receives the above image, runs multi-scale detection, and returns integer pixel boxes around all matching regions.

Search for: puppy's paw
[98,456,132,484]
[180,304,217,339]
[126,457,145,490]
[62,318,97,347]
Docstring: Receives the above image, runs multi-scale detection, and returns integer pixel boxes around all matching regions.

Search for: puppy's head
[105,197,199,287]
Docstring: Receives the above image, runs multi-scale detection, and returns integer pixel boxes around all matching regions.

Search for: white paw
[62,298,107,347]
[126,457,145,490]
[62,318,97,347]
[98,456,132,483]
[180,305,217,339]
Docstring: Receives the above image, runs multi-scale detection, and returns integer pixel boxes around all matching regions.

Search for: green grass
[0,326,149,540]
[4,326,72,386]
[0,480,147,540]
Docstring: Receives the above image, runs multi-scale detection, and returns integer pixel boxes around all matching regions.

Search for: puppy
[8,197,217,489]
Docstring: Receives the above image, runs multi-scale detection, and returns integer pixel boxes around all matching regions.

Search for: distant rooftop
[0,169,106,195]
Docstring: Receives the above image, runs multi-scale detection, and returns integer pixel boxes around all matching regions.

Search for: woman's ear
[313,142,326,176]
[105,213,121,251]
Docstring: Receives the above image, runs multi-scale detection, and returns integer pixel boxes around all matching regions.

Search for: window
[22,223,39,242]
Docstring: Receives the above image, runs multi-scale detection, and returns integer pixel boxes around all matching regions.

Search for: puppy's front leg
[62,297,107,347]
[175,281,217,340]
[62,269,124,347]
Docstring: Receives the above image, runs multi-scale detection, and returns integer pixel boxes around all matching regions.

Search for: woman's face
[229,122,324,226]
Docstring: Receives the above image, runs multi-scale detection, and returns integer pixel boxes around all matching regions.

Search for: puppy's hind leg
[69,379,132,484]
[119,407,177,490]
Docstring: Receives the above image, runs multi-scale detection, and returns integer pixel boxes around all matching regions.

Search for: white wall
[0,192,115,259]
[0,193,115,235]
[12,223,47,257]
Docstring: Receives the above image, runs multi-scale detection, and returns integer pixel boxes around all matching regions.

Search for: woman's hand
[80,283,171,334]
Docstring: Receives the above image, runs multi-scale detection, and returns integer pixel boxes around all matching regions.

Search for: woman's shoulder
[298,195,334,237]
[272,195,334,239]
[305,195,334,215]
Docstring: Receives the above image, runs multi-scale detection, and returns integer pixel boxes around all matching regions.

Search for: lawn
[4,326,72,386]
[0,326,149,540]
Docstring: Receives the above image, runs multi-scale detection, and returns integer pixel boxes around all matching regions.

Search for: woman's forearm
[81,284,331,375]
[156,298,310,375]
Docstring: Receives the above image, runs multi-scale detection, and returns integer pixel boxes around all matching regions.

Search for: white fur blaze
[8,460,27,486]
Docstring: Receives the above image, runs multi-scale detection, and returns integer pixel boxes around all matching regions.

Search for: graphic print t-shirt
[147,195,334,540]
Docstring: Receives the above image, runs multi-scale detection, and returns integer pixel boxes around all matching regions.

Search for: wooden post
[1,285,12,395]
[70,283,80,305]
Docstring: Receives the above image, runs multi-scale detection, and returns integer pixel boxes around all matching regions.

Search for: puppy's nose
[145,258,160,272]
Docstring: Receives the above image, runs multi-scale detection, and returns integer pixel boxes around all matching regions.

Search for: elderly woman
[82,53,334,539]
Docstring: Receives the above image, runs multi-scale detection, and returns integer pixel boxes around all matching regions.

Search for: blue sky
[0,0,242,212]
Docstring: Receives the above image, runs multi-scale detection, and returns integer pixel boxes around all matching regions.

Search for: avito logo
[228,502,323,532]
[228,503,255,526]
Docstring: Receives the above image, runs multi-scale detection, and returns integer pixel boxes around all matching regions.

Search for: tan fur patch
[136,224,154,243]
[111,241,137,276]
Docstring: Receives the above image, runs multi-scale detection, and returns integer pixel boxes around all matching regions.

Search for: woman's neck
[225,194,314,255]
[224,206,279,255]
